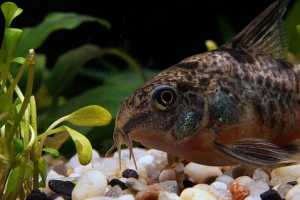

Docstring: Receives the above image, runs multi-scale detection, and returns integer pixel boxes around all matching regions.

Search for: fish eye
[151,85,178,111]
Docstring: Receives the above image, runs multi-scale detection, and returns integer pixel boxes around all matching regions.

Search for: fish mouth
[105,129,137,169]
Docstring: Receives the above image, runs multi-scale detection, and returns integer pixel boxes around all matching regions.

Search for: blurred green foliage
[6,0,300,159]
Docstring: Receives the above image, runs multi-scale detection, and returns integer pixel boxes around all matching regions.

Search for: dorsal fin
[223,0,289,60]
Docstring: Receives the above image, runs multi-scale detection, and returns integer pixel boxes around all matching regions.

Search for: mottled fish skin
[107,0,300,168]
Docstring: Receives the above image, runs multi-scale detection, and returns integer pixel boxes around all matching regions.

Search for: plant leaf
[1,2,23,28]
[3,28,23,61]
[43,131,69,150]
[297,25,300,37]
[13,138,23,153]
[286,0,300,55]
[15,12,110,57]
[66,105,112,126]
[48,69,158,120]
[45,44,106,96]
[205,40,218,51]
[59,125,92,165]
[42,148,59,156]
[3,163,33,199]
[38,157,48,187]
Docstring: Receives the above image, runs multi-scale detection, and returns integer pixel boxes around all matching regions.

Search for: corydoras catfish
[107,0,300,168]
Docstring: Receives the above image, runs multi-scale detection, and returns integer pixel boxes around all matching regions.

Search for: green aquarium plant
[0,2,112,199]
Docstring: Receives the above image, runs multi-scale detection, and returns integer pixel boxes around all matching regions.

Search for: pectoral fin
[211,138,300,168]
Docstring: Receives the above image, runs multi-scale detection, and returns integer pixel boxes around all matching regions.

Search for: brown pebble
[229,180,250,200]
[135,184,168,200]
[225,166,245,179]
[52,160,68,177]
[202,175,218,184]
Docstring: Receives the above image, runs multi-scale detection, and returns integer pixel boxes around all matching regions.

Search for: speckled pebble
[260,189,281,200]
[105,185,123,198]
[229,180,250,200]
[135,184,168,200]
[72,169,107,200]
[285,184,300,200]
[277,183,293,199]
[158,191,181,200]
[52,161,68,177]
[158,180,178,194]
[125,177,148,191]
[159,169,176,182]
[180,187,217,200]
[184,163,222,183]
[122,169,139,179]
[252,168,269,182]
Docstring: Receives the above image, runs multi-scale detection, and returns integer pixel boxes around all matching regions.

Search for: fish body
[107,0,300,168]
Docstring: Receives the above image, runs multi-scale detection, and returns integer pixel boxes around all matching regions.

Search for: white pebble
[244,180,269,200]
[174,162,184,173]
[72,169,108,200]
[252,168,269,182]
[53,197,64,200]
[86,194,134,200]
[211,181,227,190]
[285,185,300,200]
[113,147,146,161]
[215,175,234,187]
[158,191,181,200]
[193,184,218,196]
[271,164,300,179]
[137,155,154,169]
[269,175,296,186]
[180,188,217,200]
[236,176,254,184]
[159,169,176,182]
[99,157,126,177]
[147,165,161,180]
[184,163,222,183]
[136,164,147,180]
[68,172,81,179]
[73,163,93,174]
[216,189,232,200]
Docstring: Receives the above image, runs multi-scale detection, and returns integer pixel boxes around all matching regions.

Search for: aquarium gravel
[29,148,300,200]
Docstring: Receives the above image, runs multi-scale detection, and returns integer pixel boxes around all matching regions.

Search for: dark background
[1,0,297,70]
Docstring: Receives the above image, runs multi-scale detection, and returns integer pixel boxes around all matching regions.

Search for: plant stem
[7,50,35,144]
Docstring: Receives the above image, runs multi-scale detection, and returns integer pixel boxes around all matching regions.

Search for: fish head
[108,67,211,167]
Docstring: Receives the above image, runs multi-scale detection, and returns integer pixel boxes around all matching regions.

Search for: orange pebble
[229,180,250,200]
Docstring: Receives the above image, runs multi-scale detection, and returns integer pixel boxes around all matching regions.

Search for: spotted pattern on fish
[107,0,300,168]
